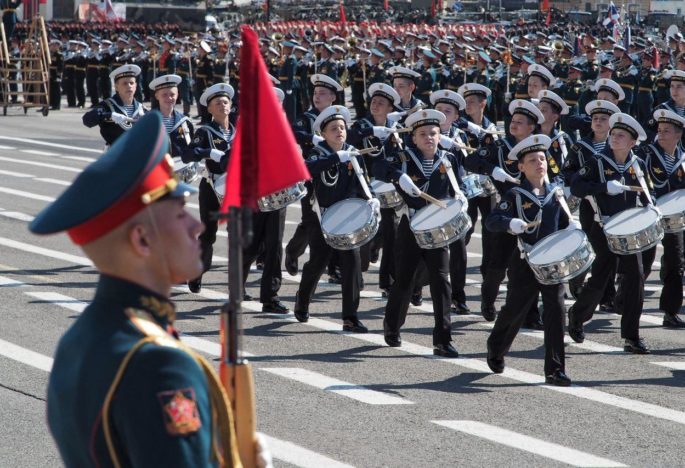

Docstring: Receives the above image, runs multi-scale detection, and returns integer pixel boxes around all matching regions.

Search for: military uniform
[85,46,101,107]
[635,66,656,127]
[83,93,147,146]
[49,46,64,110]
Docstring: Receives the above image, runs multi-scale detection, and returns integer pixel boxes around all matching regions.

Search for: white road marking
[263,435,355,468]
[0,237,93,266]
[0,156,82,173]
[0,209,34,222]
[25,292,87,313]
[60,156,97,163]
[0,135,101,153]
[651,362,685,371]
[0,187,55,202]
[0,169,33,178]
[0,275,26,287]
[432,420,626,467]
[261,367,413,405]
[21,149,60,157]
[34,177,72,186]
[0,144,17,150]
[0,338,53,372]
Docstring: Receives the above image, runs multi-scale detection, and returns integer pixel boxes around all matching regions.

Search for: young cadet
[536,89,572,184]
[347,83,403,294]
[637,110,685,328]
[563,99,621,301]
[183,83,235,293]
[569,113,655,353]
[470,100,545,327]
[430,89,472,315]
[485,134,577,386]
[148,74,194,158]
[388,66,424,111]
[285,74,343,277]
[567,78,625,137]
[377,109,462,357]
[83,64,148,147]
[31,113,269,467]
[647,70,685,147]
[294,105,379,333]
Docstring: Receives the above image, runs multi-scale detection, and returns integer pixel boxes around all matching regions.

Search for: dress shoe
[327,270,342,284]
[624,338,650,354]
[284,252,298,276]
[293,293,309,322]
[384,334,401,347]
[663,313,685,329]
[410,292,423,307]
[262,300,289,314]
[523,318,544,330]
[433,343,459,358]
[599,301,614,313]
[342,318,368,333]
[481,305,496,322]
[369,249,380,264]
[486,344,504,373]
[452,301,471,315]
[545,370,571,386]
[381,288,390,298]
[188,278,202,293]
[255,261,264,271]
[567,307,585,343]
[569,284,583,300]
[243,293,254,301]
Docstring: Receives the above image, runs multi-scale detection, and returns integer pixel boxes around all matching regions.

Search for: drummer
[388,66,424,112]
[563,100,621,300]
[567,79,625,137]
[347,83,403,295]
[182,83,235,293]
[470,100,545,327]
[485,134,577,386]
[637,109,685,329]
[430,89,472,315]
[83,64,148,147]
[648,70,685,147]
[377,109,461,357]
[536,90,572,185]
[285,74,344,279]
[148,74,194,157]
[293,105,378,333]
[569,113,655,353]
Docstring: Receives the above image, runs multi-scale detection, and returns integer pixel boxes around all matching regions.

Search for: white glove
[492,167,511,183]
[504,92,512,102]
[562,186,571,198]
[110,112,128,125]
[387,111,406,121]
[255,432,273,468]
[209,148,224,163]
[442,67,450,77]
[312,134,324,145]
[368,198,381,215]
[465,121,484,136]
[509,218,527,234]
[399,173,421,197]
[439,134,455,150]
[337,150,358,163]
[606,180,628,195]
[372,126,393,140]
[566,219,582,230]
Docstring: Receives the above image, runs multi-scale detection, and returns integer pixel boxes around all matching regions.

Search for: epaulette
[125,308,179,348]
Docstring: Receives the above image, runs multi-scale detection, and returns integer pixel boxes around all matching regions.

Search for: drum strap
[631,159,653,205]
[554,186,575,223]
[349,156,374,200]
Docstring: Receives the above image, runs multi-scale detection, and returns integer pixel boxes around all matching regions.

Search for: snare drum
[321,198,379,250]
[656,189,685,233]
[603,206,664,255]
[173,157,200,184]
[479,175,497,196]
[525,230,595,285]
[565,195,581,213]
[462,174,484,199]
[409,198,471,249]
[370,180,404,209]
[212,174,226,202]
[258,181,308,212]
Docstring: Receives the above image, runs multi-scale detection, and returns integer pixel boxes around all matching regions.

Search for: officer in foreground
[30,113,270,467]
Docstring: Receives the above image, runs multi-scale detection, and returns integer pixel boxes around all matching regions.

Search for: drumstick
[392,127,413,134]
[356,147,380,155]
[454,142,477,153]
[625,186,644,192]
[524,220,541,229]
[419,192,447,209]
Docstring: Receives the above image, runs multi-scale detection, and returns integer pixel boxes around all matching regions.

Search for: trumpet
[271,32,283,42]
[551,40,565,58]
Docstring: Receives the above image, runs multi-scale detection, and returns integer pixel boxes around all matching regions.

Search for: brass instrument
[551,40,564,58]
[271,32,283,43]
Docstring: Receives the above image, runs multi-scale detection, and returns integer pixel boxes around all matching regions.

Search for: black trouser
[488,254,566,376]
[86,69,99,106]
[296,220,361,320]
[466,194,494,277]
[572,222,644,341]
[194,179,221,281]
[644,231,684,316]
[378,207,398,290]
[74,71,86,107]
[569,200,617,303]
[64,70,75,107]
[384,216,452,345]
[351,85,366,118]
[449,237,467,304]
[49,78,61,109]
[242,208,286,303]
[99,74,111,100]
[285,184,316,259]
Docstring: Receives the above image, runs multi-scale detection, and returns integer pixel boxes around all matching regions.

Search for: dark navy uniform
[85,47,101,107]
[279,55,300,122]
[486,180,570,378]
[164,109,195,157]
[646,100,685,147]
[635,66,656,127]
[1,0,21,40]
[49,47,64,110]
[82,94,147,146]
[194,53,214,122]
[569,147,655,345]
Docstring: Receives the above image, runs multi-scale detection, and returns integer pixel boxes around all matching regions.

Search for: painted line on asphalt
[34,177,72,187]
[0,135,101,154]
[432,420,626,467]
[0,209,37,222]
[261,367,413,405]
[0,275,27,287]
[60,155,97,163]
[0,169,33,178]
[21,149,60,157]
[0,144,17,150]
[0,156,82,173]
[651,362,685,371]
[0,237,93,266]
[0,338,53,372]
[0,186,55,202]
[25,292,88,313]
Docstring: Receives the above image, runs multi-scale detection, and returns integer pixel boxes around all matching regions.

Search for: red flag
[339,0,347,24]
[545,9,551,26]
[383,0,388,11]
[220,26,311,211]
[653,47,660,70]
[542,0,549,11]
[430,0,435,17]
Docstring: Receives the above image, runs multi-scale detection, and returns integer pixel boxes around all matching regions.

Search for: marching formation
[68,19,685,390]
